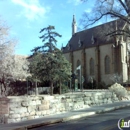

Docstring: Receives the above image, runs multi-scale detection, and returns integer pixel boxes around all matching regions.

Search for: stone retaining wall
[0,91,124,124]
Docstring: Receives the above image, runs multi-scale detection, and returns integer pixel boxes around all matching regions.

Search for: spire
[72,14,77,35]
[73,14,76,23]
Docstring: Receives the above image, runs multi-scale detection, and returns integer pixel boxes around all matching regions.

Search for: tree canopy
[29,25,71,95]
[0,19,30,96]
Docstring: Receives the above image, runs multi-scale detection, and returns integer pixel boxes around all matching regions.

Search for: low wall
[0,91,122,124]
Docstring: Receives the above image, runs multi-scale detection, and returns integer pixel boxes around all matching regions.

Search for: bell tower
[72,14,77,35]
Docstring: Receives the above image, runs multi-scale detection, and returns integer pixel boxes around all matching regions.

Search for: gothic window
[77,60,80,76]
[105,55,110,74]
[90,58,94,75]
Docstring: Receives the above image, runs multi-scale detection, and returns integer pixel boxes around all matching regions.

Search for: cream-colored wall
[64,53,70,62]
[85,47,96,81]
[63,42,128,85]
[120,41,128,82]
[73,50,82,72]
[100,44,113,84]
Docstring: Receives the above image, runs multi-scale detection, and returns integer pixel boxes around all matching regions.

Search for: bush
[97,81,106,89]
[108,83,128,99]
[86,80,97,89]
[53,83,69,94]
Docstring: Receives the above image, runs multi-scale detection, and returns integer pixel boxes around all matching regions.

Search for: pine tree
[29,25,71,95]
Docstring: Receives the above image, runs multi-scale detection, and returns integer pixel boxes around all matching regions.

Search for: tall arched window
[105,55,110,74]
[77,60,80,76]
[90,58,94,75]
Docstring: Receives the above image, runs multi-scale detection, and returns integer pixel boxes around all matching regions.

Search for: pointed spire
[73,14,76,23]
[72,14,77,35]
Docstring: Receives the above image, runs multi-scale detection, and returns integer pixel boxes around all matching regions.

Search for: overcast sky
[0,0,102,55]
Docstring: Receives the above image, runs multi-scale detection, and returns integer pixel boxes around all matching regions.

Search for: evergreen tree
[29,25,71,95]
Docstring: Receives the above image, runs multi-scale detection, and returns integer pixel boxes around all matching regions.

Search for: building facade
[63,15,130,86]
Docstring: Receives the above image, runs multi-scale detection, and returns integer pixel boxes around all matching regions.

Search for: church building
[62,15,130,86]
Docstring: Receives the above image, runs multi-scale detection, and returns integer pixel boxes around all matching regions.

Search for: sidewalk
[0,101,130,130]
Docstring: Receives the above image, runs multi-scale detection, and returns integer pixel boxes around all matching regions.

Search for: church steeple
[72,14,77,35]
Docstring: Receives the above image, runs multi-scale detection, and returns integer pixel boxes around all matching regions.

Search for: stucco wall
[100,44,113,84]
[85,47,96,81]
[73,50,82,71]
[63,42,128,85]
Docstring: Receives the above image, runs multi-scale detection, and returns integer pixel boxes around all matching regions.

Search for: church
[62,15,130,87]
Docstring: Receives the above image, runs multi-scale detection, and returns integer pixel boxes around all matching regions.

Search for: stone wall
[1,91,120,124]
[0,97,9,124]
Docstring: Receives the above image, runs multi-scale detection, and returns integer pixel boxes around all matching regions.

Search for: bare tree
[81,0,130,36]
[0,19,30,96]
[13,55,30,80]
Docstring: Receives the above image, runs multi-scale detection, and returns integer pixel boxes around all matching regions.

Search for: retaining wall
[0,91,121,124]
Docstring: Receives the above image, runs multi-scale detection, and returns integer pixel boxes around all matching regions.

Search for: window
[77,60,80,76]
[105,55,110,74]
[90,58,94,75]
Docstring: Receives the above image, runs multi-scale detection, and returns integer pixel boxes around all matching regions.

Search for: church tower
[72,15,77,35]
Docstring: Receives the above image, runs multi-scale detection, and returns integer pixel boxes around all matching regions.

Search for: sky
[0,0,102,55]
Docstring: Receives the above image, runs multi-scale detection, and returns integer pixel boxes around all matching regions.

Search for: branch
[118,0,129,14]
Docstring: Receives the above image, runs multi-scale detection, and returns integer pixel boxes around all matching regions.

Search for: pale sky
[0,0,102,55]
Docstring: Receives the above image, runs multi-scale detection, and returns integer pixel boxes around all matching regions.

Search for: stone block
[46,110,50,115]
[15,118,21,122]
[7,119,16,123]
[9,98,23,103]
[21,112,30,117]
[38,105,49,111]
[36,100,41,105]
[9,107,27,113]
[28,101,36,106]
[21,117,27,121]
[34,116,40,119]
[49,109,55,114]
[41,100,50,105]
[41,110,46,115]
[18,107,27,113]
[84,93,92,96]
[21,101,29,107]
[90,97,94,100]
[98,95,102,99]
[103,99,107,102]
[9,114,21,119]
[66,99,72,102]
[83,97,90,100]
[43,96,54,100]
[9,111,15,114]
[27,116,35,120]
[50,99,59,104]
[36,111,42,116]
[29,111,36,116]
[27,106,36,113]
[9,102,21,108]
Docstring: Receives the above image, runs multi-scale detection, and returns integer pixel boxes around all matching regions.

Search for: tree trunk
[50,81,53,95]
[1,83,6,97]
[35,78,38,96]
[59,80,61,95]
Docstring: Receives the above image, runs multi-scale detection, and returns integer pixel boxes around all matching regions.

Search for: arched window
[77,60,80,76]
[105,55,110,74]
[90,58,94,75]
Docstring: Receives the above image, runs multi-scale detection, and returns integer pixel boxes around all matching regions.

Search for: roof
[63,19,126,53]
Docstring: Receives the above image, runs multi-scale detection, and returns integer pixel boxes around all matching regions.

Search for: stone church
[62,15,130,87]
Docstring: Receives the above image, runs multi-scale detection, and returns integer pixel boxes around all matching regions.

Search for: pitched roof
[63,19,126,53]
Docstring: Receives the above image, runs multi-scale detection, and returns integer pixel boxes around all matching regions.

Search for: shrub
[53,83,69,94]
[108,83,129,99]
[97,81,106,89]
[86,80,97,89]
